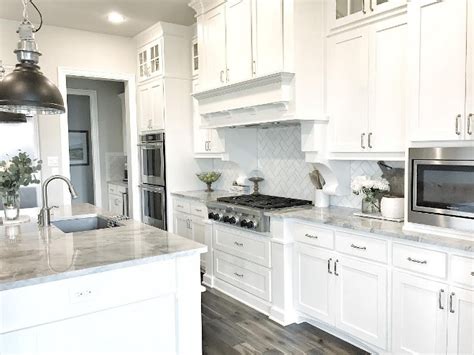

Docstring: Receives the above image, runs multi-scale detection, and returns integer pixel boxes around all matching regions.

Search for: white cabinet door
[208,128,224,153]
[334,257,387,349]
[202,4,227,89]
[294,244,336,325]
[328,0,368,30]
[226,0,253,83]
[410,0,467,141]
[447,287,474,355]
[392,271,447,354]
[328,28,370,153]
[137,83,152,132]
[173,212,191,239]
[368,15,407,153]
[108,192,123,215]
[149,79,164,130]
[191,215,207,269]
[466,0,474,140]
[137,45,149,83]
[253,0,284,76]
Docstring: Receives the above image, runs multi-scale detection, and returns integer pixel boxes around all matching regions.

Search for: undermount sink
[52,216,121,234]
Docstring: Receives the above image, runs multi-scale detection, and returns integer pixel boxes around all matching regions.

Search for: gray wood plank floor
[202,287,370,355]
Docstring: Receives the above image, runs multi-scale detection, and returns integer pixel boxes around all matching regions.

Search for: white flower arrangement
[351,175,390,196]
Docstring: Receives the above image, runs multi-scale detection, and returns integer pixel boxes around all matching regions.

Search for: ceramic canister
[380,196,404,219]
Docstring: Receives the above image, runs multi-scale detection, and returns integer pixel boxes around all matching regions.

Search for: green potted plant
[0,151,42,220]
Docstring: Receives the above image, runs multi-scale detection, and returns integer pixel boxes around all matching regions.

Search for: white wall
[0,18,135,206]
[67,78,125,208]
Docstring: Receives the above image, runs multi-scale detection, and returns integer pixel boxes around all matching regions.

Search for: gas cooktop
[216,194,312,210]
[207,194,312,233]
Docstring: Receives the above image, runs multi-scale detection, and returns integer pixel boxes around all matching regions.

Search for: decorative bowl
[196,171,221,192]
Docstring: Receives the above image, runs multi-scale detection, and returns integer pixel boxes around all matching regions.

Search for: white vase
[380,196,404,219]
[315,190,330,208]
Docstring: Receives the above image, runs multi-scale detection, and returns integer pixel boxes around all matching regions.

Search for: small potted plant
[196,171,221,192]
[0,151,42,220]
[351,175,390,214]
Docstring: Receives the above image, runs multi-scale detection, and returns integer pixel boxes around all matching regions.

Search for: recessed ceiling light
[107,12,125,24]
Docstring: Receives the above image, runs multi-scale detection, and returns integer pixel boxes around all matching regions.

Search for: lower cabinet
[392,271,474,354]
[294,243,388,349]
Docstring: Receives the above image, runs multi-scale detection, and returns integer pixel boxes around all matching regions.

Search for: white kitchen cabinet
[252,0,284,76]
[328,14,407,154]
[328,0,406,32]
[191,215,207,268]
[447,287,474,354]
[334,257,387,349]
[137,38,163,83]
[294,244,335,325]
[108,183,128,217]
[226,0,253,83]
[328,27,370,153]
[173,211,192,239]
[137,79,164,133]
[466,0,474,140]
[392,271,448,354]
[192,37,199,77]
[202,4,227,89]
[409,0,468,141]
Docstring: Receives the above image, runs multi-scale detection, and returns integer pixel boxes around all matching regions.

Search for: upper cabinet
[192,38,199,78]
[137,38,163,83]
[409,0,472,142]
[328,0,407,32]
[327,14,407,156]
[196,0,284,91]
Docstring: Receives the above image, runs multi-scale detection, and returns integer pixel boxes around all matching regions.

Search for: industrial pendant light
[0,0,65,116]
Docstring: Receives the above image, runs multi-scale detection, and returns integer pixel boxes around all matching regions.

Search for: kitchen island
[0,203,207,355]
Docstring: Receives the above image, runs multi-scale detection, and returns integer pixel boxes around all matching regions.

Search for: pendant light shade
[0,1,65,116]
[0,62,65,115]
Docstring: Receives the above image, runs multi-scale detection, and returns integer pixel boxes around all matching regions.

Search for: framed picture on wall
[69,130,89,166]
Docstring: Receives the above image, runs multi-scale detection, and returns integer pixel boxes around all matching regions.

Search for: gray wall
[66,78,125,208]
[67,94,94,204]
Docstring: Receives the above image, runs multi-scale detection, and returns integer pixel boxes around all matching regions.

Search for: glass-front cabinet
[329,0,406,30]
[137,38,163,83]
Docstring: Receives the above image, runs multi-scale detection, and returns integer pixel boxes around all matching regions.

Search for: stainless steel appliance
[207,194,312,233]
[139,132,165,186]
[139,132,167,230]
[140,184,166,230]
[408,147,474,232]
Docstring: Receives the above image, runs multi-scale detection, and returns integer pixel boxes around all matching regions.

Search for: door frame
[57,67,140,220]
[66,89,101,207]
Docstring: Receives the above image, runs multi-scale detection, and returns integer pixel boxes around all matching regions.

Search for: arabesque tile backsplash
[211,125,403,209]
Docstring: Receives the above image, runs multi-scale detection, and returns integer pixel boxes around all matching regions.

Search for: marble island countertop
[0,204,207,291]
[266,206,473,252]
[171,190,241,203]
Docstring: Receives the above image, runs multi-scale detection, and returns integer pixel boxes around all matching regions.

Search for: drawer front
[214,251,271,301]
[213,225,271,267]
[0,260,175,333]
[190,202,207,219]
[108,184,127,194]
[335,232,388,263]
[393,243,447,279]
[451,255,474,288]
[292,222,335,249]
[173,199,191,214]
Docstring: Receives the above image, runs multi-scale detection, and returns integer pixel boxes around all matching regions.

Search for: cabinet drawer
[336,232,388,263]
[451,255,474,288]
[190,202,207,219]
[292,222,335,249]
[214,251,271,301]
[173,199,190,214]
[0,260,175,333]
[213,225,271,267]
[393,243,447,279]
[108,184,126,195]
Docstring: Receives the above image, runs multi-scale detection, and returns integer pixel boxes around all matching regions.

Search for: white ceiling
[0,0,196,37]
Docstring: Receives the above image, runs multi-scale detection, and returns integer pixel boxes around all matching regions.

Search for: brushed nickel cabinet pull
[449,292,455,313]
[455,114,462,135]
[234,241,244,247]
[370,0,374,11]
[234,272,244,278]
[226,68,230,83]
[334,259,339,276]
[305,233,318,239]
[368,132,373,148]
[351,243,367,250]
[252,60,256,75]
[361,133,366,149]
[328,258,333,274]
[220,70,225,83]
[439,289,445,310]
[362,0,367,14]
[407,257,427,265]
[468,113,473,135]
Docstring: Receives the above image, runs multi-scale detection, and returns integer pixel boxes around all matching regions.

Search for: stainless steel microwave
[408,147,474,232]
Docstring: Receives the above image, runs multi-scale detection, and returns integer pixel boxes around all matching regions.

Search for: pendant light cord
[30,0,43,32]
[21,0,43,32]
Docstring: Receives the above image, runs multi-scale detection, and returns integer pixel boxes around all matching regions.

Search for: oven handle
[139,185,165,193]
[138,142,164,147]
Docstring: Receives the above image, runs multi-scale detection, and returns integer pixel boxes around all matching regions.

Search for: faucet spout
[38,175,79,227]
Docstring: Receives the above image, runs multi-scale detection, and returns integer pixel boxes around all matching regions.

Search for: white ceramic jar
[380,196,404,219]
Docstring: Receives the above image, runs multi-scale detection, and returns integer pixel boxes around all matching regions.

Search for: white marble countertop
[266,206,473,252]
[0,204,206,291]
[171,190,240,203]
